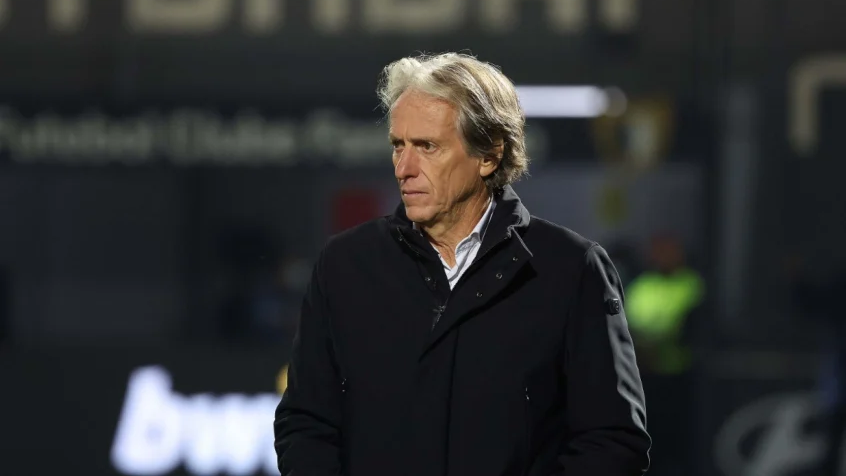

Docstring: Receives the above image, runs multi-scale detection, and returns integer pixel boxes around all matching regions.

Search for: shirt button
[512,256,518,262]
[496,272,503,279]
[424,276,431,282]
[476,291,483,298]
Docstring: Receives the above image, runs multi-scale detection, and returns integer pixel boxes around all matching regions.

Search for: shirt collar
[470,195,496,242]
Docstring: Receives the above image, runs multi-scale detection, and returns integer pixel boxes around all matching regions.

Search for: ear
[479,142,503,178]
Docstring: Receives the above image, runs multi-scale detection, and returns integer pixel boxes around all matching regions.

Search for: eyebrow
[388,134,439,144]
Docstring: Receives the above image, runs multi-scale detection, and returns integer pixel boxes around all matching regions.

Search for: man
[274,53,651,476]
[627,233,703,375]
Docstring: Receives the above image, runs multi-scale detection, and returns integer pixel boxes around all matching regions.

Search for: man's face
[389,91,492,226]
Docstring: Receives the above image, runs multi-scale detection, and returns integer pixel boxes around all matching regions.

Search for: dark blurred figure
[218,228,304,345]
[627,234,703,373]
[625,233,704,476]
[787,258,846,476]
[0,266,8,345]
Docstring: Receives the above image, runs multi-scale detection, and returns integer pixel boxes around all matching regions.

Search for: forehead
[389,91,458,137]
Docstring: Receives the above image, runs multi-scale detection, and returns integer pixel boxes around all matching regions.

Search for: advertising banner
[0,105,556,167]
[0,347,289,476]
[701,351,829,476]
[0,346,830,476]
[0,0,689,102]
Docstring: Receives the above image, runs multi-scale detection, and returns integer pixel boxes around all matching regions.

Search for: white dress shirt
[415,197,496,289]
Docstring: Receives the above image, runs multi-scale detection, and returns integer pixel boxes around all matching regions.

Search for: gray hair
[377,52,529,192]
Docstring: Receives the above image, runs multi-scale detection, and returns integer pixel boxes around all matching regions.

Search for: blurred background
[0,0,845,475]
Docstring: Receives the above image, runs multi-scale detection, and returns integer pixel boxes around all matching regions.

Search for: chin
[404,204,434,224]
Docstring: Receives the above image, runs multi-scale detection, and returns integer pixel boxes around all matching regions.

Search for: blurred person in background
[786,258,846,476]
[0,266,8,346]
[275,53,650,476]
[218,229,302,344]
[625,233,703,476]
[626,233,703,374]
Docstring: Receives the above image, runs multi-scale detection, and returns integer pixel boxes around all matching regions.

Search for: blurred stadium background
[1,0,845,475]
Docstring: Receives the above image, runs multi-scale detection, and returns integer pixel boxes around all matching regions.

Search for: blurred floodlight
[516,85,628,118]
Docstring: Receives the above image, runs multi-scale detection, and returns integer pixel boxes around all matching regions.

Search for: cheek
[453,160,480,187]
[418,160,440,186]
[423,154,473,196]
[433,165,465,199]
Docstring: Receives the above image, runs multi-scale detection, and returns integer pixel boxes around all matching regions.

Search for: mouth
[402,190,426,197]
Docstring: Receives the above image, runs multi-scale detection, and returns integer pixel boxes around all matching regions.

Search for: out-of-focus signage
[590,95,675,169]
[0,106,551,167]
[696,351,822,476]
[0,0,639,36]
[0,347,289,476]
[111,365,284,476]
[789,54,846,158]
[713,391,829,476]
[0,0,680,107]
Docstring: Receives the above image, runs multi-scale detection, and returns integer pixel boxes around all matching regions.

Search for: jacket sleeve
[557,244,651,475]
[274,251,344,476]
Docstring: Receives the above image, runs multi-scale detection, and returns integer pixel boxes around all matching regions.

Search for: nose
[394,147,419,182]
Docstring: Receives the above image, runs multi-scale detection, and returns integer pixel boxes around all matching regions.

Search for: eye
[419,142,437,153]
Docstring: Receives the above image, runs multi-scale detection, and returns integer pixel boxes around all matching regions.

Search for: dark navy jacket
[274,186,651,476]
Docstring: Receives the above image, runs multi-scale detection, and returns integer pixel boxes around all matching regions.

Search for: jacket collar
[388,185,531,260]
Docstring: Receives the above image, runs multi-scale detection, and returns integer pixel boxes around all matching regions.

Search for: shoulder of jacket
[525,215,599,258]
[318,215,390,262]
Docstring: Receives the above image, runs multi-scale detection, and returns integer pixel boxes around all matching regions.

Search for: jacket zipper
[430,233,513,331]
[432,301,448,330]
[403,225,513,331]
[399,228,443,331]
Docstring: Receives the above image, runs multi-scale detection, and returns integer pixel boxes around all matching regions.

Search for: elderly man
[274,53,651,476]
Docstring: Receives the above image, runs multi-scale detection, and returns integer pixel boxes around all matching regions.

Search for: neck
[422,190,491,267]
